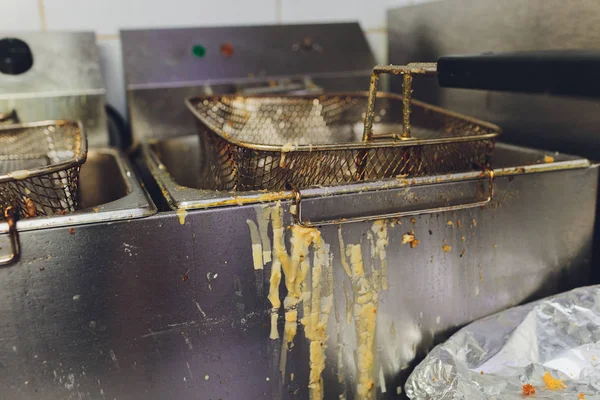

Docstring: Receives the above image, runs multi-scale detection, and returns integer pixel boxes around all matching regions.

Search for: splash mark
[182,332,193,350]
[108,349,120,369]
[206,272,213,291]
[194,301,207,318]
[64,373,75,390]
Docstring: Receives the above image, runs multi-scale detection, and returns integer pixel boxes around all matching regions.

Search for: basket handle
[362,64,437,142]
[292,169,494,227]
[0,207,20,265]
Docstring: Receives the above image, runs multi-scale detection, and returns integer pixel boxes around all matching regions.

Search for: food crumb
[461,236,466,241]
[69,227,75,235]
[266,377,270,382]
[402,233,415,245]
[543,155,555,163]
[457,219,462,228]
[480,371,484,375]
[442,244,452,252]
[579,394,585,400]
[204,374,209,381]
[472,219,477,227]
[39,267,45,271]
[410,239,419,248]
[93,207,99,213]
[447,220,454,226]
[522,383,536,396]
[181,270,190,282]
[543,371,566,390]
[410,217,416,224]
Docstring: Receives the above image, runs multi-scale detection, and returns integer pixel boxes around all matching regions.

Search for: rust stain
[24,198,37,218]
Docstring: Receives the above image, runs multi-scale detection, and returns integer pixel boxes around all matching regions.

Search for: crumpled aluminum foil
[406,286,600,399]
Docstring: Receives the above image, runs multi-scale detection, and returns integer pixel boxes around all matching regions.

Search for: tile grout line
[96,34,121,41]
[38,0,47,31]
[275,0,283,24]
[365,27,387,34]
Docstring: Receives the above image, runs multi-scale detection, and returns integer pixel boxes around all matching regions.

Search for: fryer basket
[186,64,500,191]
[186,93,499,191]
[0,120,87,220]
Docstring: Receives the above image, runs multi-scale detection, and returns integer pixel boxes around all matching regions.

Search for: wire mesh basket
[185,67,500,191]
[0,120,87,221]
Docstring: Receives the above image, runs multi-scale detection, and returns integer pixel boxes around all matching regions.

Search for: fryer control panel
[121,23,375,89]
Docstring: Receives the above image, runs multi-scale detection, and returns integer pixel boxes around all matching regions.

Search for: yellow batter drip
[176,208,188,225]
[371,220,389,290]
[301,241,333,400]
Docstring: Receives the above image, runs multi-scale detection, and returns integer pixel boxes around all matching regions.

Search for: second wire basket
[0,120,87,220]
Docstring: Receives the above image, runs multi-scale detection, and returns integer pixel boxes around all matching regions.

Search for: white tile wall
[1,0,42,30]
[281,0,410,30]
[43,0,277,34]
[4,0,435,118]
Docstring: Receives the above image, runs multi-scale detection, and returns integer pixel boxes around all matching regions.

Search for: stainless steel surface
[122,23,375,143]
[0,121,87,220]
[0,148,596,398]
[121,23,375,89]
[0,148,156,263]
[386,0,600,159]
[145,131,585,215]
[0,32,108,147]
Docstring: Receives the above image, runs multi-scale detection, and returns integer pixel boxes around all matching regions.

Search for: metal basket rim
[185,91,501,153]
[0,120,87,184]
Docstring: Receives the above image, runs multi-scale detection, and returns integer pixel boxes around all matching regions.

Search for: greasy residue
[250,205,391,400]
[338,222,389,400]
[176,208,188,225]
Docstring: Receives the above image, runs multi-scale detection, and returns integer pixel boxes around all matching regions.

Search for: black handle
[437,50,600,98]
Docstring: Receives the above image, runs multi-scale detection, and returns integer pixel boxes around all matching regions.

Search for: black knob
[0,38,34,75]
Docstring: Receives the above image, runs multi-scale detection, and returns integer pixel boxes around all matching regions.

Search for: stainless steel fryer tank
[0,142,593,399]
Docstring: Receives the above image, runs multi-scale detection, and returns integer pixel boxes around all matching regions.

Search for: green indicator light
[192,45,206,58]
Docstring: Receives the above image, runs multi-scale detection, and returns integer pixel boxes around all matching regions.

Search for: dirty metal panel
[0,162,596,399]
